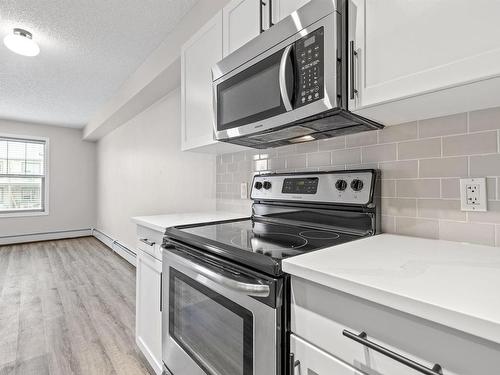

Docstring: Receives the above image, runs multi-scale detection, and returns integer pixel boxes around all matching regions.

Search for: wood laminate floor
[0,237,154,375]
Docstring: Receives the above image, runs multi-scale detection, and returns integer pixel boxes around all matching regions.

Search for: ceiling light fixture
[3,28,40,57]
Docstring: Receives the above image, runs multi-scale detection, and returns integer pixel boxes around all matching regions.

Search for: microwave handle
[279,45,294,112]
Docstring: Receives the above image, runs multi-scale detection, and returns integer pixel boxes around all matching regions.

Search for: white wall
[96,88,216,250]
[83,0,231,140]
[0,120,96,237]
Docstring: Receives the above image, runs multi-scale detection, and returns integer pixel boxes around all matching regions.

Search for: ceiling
[0,0,198,128]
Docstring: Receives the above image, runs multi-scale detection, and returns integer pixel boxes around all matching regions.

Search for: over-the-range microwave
[211,0,384,149]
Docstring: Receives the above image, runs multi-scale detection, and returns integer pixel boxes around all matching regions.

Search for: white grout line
[497,177,499,201]
[498,129,500,154]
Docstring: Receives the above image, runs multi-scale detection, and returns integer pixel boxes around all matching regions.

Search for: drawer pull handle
[159,272,163,312]
[140,238,155,246]
[289,353,300,375]
[342,330,443,375]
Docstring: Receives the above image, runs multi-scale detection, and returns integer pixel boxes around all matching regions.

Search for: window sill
[0,210,49,218]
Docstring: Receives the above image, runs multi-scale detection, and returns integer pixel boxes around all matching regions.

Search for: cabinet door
[223,0,262,56]
[136,250,163,375]
[274,0,310,22]
[291,334,365,375]
[351,0,500,109]
[181,12,223,151]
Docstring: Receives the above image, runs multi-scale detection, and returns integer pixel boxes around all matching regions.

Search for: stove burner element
[299,230,340,240]
[231,232,308,256]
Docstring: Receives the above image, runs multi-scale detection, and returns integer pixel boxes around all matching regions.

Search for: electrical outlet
[460,178,487,212]
[240,182,248,199]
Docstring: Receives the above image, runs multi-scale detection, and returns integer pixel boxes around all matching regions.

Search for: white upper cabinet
[181,10,248,153]
[274,0,310,22]
[222,0,310,57]
[350,0,500,124]
[181,12,223,151]
[223,0,262,56]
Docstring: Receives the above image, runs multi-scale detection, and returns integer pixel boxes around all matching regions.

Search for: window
[0,136,48,215]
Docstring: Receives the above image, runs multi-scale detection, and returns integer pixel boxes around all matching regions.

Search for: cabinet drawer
[136,225,164,260]
[290,334,364,375]
[291,276,500,375]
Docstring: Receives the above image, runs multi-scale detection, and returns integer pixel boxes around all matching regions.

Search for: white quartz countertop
[282,233,500,345]
[131,211,248,232]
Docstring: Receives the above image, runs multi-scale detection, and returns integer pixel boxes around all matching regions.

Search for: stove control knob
[254,181,263,190]
[263,181,272,190]
[335,179,347,191]
[350,179,364,192]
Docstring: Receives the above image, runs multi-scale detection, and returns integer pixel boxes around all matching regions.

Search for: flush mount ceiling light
[3,28,40,57]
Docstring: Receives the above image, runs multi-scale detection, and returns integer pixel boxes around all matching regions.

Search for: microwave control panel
[295,27,324,108]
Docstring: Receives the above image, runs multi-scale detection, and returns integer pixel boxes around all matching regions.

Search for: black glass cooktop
[166,219,361,275]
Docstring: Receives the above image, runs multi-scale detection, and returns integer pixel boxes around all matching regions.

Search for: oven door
[162,245,280,375]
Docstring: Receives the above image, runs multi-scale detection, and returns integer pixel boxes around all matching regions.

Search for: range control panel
[282,177,319,194]
[251,170,377,206]
[295,27,324,107]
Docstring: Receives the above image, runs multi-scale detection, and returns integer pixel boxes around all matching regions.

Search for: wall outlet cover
[460,178,487,212]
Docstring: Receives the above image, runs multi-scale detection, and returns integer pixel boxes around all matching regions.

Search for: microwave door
[214,47,295,138]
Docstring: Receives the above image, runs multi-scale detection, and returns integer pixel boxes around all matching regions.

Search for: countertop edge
[131,211,248,232]
[131,217,166,232]
[282,260,500,346]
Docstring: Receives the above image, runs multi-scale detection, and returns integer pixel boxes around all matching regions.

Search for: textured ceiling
[0,0,198,128]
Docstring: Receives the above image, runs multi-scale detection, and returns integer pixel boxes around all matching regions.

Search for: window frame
[0,134,49,218]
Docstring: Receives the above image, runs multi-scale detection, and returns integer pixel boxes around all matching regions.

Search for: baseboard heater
[0,228,92,246]
[91,228,136,266]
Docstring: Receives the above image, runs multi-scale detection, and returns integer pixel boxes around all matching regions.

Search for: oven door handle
[185,257,271,298]
[279,45,294,112]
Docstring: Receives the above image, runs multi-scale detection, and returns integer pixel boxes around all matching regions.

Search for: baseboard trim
[91,228,136,266]
[0,228,92,246]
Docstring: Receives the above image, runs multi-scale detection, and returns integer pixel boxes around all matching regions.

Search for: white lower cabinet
[290,276,500,375]
[136,248,163,375]
[291,334,364,375]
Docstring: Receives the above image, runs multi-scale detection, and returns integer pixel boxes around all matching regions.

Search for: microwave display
[295,27,324,108]
[304,35,316,48]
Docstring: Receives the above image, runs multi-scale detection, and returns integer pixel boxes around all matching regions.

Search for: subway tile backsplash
[216,107,500,247]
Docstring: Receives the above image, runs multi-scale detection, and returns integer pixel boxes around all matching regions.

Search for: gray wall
[216,107,500,247]
[96,88,216,250]
[0,119,96,237]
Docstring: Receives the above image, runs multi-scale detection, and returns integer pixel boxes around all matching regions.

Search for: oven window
[217,47,294,131]
[169,268,253,375]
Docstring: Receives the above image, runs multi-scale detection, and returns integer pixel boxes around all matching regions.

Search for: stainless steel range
[161,169,380,375]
